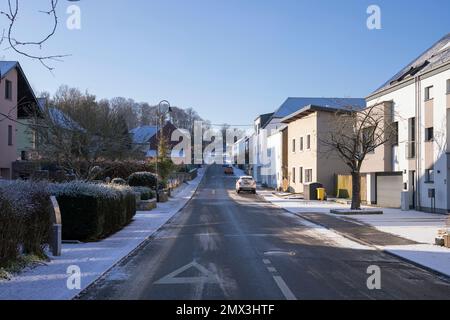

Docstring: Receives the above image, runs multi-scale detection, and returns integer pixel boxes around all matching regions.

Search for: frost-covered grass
[0,254,47,280]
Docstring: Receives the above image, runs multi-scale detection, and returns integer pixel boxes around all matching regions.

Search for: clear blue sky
[3,0,449,125]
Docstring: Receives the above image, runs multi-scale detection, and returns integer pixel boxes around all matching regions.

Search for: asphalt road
[79,165,450,300]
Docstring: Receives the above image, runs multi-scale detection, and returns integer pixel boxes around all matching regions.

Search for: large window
[5,80,12,100]
[292,139,296,152]
[305,169,313,183]
[300,137,304,151]
[299,167,303,184]
[425,86,434,101]
[292,167,296,183]
[407,117,416,159]
[306,135,311,150]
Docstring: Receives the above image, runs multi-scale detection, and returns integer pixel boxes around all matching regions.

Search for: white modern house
[262,128,283,189]
[363,33,450,213]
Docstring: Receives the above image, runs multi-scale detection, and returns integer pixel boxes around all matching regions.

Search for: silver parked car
[236,176,257,194]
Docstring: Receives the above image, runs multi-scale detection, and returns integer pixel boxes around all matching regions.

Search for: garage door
[377,173,403,208]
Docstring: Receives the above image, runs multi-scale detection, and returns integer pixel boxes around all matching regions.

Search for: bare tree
[32,87,138,180]
[321,103,396,210]
[0,0,67,70]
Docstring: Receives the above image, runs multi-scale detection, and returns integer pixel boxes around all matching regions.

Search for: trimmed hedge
[128,172,158,189]
[0,181,52,267]
[49,182,136,241]
[132,186,155,201]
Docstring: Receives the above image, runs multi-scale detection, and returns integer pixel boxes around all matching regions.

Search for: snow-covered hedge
[0,181,52,266]
[50,182,136,241]
[128,172,158,189]
[132,186,155,201]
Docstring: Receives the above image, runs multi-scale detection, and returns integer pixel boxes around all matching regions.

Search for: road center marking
[154,261,219,285]
[262,258,297,300]
[273,276,297,300]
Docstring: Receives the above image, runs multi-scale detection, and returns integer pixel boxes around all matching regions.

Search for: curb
[74,168,207,300]
[260,195,450,283]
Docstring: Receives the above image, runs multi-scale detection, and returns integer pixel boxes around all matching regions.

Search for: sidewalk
[0,167,205,300]
[259,190,450,278]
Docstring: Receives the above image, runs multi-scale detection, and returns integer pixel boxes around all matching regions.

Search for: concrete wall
[0,68,18,179]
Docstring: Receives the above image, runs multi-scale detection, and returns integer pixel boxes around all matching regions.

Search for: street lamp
[155,100,171,200]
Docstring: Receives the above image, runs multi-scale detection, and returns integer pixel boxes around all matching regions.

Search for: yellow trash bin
[317,188,326,201]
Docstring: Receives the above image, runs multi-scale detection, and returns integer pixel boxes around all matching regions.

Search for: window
[425,86,434,101]
[425,127,434,142]
[392,122,399,146]
[362,126,376,151]
[5,80,12,100]
[8,125,12,146]
[292,168,296,183]
[306,135,311,149]
[447,79,450,94]
[407,117,416,159]
[425,168,434,183]
[305,169,313,183]
[292,139,296,152]
[299,167,303,184]
[300,137,304,151]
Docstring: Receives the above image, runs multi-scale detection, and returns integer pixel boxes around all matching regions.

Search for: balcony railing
[406,141,416,159]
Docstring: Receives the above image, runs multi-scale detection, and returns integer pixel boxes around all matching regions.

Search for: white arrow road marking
[154,261,220,285]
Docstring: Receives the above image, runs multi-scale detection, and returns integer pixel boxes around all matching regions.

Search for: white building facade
[364,34,450,213]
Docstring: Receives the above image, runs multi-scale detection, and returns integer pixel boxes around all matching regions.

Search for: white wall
[262,130,283,189]
[367,67,450,212]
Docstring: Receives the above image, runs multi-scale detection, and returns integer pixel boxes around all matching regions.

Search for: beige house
[281,99,366,195]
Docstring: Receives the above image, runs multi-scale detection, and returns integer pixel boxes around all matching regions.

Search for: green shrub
[132,186,155,200]
[128,172,157,189]
[0,181,51,267]
[49,182,136,241]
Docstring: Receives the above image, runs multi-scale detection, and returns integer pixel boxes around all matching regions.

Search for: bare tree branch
[0,0,68,71]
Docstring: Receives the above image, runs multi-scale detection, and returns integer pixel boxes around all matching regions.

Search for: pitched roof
[0,61,40,118]
[130,125,158,144]
[0,61,18,78]
[272,97,366,120]
[370,33,450,97]
[255,112,274,129]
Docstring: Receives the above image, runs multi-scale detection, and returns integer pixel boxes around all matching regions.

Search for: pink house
[0,62,38,179]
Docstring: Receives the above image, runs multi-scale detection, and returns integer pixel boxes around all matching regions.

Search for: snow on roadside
[0,168,205,300]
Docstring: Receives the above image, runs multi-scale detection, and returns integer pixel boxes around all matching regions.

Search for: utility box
[304,183,323,201]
